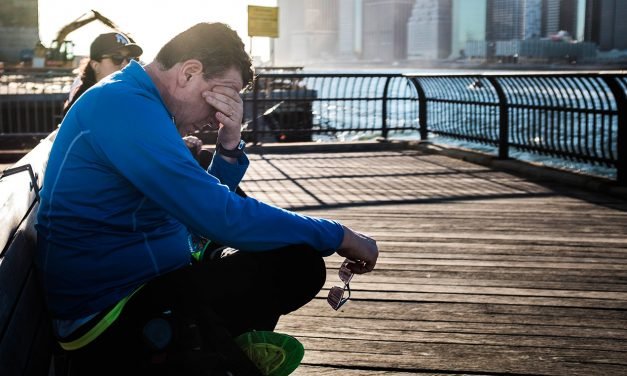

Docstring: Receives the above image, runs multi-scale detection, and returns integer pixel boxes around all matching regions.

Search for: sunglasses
[101,54,138,65]
[327,258,354,310]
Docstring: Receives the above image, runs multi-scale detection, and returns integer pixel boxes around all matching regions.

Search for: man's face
[174,66,244,136]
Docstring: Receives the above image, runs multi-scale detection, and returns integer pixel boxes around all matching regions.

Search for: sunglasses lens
[339,261,353,284]
[327,286,345,310]
[327,259,355,311]
[104,55,135,65]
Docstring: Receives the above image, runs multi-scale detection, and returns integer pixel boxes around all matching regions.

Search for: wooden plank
[291,300,627,328]
[296,338,627,376]
[294,365,433,375]
[278,316,627,350]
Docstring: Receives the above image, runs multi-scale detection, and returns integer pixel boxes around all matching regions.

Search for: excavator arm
[46,9,135,66]
[52,9,135,45]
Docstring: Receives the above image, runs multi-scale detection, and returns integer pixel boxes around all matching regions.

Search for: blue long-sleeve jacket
[35,61,343,319]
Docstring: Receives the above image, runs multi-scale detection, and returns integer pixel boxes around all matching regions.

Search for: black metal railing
[0,71,625,184]
[407,72,626,184]
[0,73,70,150]
[239,73,418,144]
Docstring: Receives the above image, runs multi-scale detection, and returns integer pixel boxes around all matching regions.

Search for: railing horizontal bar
[424,98,499,105]
[506,103,617,115]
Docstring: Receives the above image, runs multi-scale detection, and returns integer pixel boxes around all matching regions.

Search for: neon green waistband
[59,285,144,351]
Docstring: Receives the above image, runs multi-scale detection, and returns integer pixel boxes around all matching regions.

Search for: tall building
[559,0,579,36]
[0,0,39,63]
[362,0,415,61]
[584,0,627,51]
[486,0,524,40]
[450,0,486,58]
[304,0,339,61]
[542,0,579,37]
[275,0,306,65]
[523,0,542,39]
[543,0,561,36]
[407,0,452,60]
[275,0,339,65]
[486,0,542,41]
[338,0,362,60]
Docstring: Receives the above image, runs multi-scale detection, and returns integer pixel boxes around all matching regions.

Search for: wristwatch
[216,139,246,158]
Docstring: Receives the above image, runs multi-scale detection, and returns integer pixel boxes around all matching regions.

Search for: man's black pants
[62,245,326,375]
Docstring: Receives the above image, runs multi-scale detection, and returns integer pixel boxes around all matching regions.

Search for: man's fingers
[348,261,374,275]
[204,92,242,124]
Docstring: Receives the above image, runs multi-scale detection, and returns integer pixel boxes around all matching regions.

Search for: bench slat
[0,203,52,375]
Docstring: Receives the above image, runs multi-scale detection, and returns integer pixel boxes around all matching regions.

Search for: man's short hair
[155,22,254,89]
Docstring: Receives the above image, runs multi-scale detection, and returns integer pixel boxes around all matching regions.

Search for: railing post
[486,76,509,159]
[381,77,392,140]
[410,78,428,141]
[602,75,627,186]
[251,79,260,145]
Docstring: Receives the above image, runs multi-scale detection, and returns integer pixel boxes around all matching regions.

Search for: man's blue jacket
[35,61,343,319]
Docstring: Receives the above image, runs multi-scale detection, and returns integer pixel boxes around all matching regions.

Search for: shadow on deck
[238,144,627,375]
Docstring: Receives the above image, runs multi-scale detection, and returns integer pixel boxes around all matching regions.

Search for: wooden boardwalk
[239,148,627,376]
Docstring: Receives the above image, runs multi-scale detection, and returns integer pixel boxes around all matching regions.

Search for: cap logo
[115,33,129,45]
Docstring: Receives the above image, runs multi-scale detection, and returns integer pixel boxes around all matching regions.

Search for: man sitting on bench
[35,22,378,376]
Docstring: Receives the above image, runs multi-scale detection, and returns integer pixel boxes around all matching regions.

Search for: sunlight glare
[38,0,277,62]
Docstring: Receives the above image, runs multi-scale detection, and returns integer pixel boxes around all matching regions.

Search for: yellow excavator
[36,9,135,68]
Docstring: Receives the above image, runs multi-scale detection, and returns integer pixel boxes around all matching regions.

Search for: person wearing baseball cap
[89,32,143,66]
[62,32,143,117]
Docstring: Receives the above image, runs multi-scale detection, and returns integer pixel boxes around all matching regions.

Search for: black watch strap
[216,140,245,158]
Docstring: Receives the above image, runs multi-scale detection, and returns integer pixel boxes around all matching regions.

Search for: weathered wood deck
[240,146,627,376]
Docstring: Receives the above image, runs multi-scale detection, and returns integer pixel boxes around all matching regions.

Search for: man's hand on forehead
[202,84,244,137]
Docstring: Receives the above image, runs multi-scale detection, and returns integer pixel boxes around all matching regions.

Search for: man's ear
[178,60,204,86]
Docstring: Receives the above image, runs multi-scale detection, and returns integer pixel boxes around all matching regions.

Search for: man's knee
[303,247,326,295]
[279,246,327,303]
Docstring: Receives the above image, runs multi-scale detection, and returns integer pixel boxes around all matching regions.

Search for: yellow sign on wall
[248,5,279,38]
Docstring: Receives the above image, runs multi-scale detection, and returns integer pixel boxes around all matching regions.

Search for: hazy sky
[38,0,277,62]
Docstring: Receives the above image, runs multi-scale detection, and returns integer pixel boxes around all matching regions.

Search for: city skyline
[273,0,627,66]
[1,0,626,67]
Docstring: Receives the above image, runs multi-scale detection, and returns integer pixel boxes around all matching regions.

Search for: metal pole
[381,77,392,140]
[409,77,428,141]
[602,75,627,186]
[487,76,509,160]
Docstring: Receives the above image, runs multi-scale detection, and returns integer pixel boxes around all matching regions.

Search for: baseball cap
[90,32,143,60]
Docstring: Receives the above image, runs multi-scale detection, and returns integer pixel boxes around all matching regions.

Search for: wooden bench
[0,133,55,375]
[0,132,262,375]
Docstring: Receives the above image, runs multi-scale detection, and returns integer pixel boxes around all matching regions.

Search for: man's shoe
[234,331,304,376]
